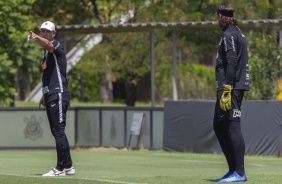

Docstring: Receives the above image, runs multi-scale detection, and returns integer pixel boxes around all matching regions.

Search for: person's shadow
[203,179,216,182]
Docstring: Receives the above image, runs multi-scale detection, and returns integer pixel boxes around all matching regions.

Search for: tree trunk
[15,71,28,101]
[99,73,113,103]
[125,81,137,106]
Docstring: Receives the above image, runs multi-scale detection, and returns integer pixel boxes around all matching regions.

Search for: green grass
[14,100,127,108]
[0,149,282,184]
[14,101,164,107]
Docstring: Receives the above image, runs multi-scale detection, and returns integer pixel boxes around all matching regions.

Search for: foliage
[60,0,282,104]
[178,64,216,100]
[231,0,281,19]
[151,31,216,101]
[71,32,151,105]
[155,63,216,102]
[31,0,142,25]
[68,67,100,102]
[31,0,95,25]
[245,32,281,100]
[0,53,15,106]
[0,0,41,106]
[1,0,282,106]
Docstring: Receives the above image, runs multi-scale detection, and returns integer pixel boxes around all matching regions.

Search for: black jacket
[216,25,250,91]
[42,39,69,95]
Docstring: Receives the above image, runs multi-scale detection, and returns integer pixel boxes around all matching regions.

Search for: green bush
[244,32,281,100]
[68,67,100,102]
[155,63,216,102]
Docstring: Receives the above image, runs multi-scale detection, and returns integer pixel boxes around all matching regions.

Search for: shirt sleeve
[222,32,237,85]
[51,40,60,53]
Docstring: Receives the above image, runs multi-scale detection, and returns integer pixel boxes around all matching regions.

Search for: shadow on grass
[203,179,216,182]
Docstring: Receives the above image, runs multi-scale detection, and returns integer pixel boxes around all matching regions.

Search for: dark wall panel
[163,100,281,156]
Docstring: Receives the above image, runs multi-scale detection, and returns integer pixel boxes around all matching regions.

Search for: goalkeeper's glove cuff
[224,84,233,88]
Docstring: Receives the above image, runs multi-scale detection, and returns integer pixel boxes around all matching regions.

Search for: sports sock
[235,163,245,176]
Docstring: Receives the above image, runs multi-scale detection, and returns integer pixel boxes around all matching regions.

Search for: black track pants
[213,90,245,175]
[45,92,72,171]
[214,119,245,174]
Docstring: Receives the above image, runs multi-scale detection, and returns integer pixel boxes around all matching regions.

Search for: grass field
[0,149,282,184]
[14,101,127,108]
[14,100,163,108]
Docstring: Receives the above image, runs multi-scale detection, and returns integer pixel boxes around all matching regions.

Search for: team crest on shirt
[23,115,43,141]
[42,61,47,70]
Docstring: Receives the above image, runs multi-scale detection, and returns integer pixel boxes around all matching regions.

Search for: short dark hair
[216,3,238,27]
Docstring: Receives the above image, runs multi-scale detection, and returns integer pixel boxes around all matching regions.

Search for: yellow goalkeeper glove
[220,85,232,111]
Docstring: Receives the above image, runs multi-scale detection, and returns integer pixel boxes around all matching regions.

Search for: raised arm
[29,31,54,53]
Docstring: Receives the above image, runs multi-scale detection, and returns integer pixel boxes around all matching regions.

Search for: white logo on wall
[24,115,43,141]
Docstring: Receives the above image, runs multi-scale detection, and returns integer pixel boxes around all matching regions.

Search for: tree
[25,0,282,106]
[0,0,41,106]
[69,0,282,104]
[32,0,145,105]
[77,31,151,106]
[245,32,281,100]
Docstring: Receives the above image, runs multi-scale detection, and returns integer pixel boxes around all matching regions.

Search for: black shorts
[214,89,245,123]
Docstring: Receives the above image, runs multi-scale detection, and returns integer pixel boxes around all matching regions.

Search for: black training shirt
[216,25,250,91]
[42,39,69,95]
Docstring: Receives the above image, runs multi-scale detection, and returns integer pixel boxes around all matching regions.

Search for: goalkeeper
[213,2,250,183]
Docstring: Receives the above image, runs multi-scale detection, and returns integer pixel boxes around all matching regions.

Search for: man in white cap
[29,21,75,177]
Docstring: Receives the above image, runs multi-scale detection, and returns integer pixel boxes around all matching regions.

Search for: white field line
[0,173,147,184]
[180,159,269,167]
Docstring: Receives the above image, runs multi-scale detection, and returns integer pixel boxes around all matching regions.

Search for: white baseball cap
[39,21,56,31]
